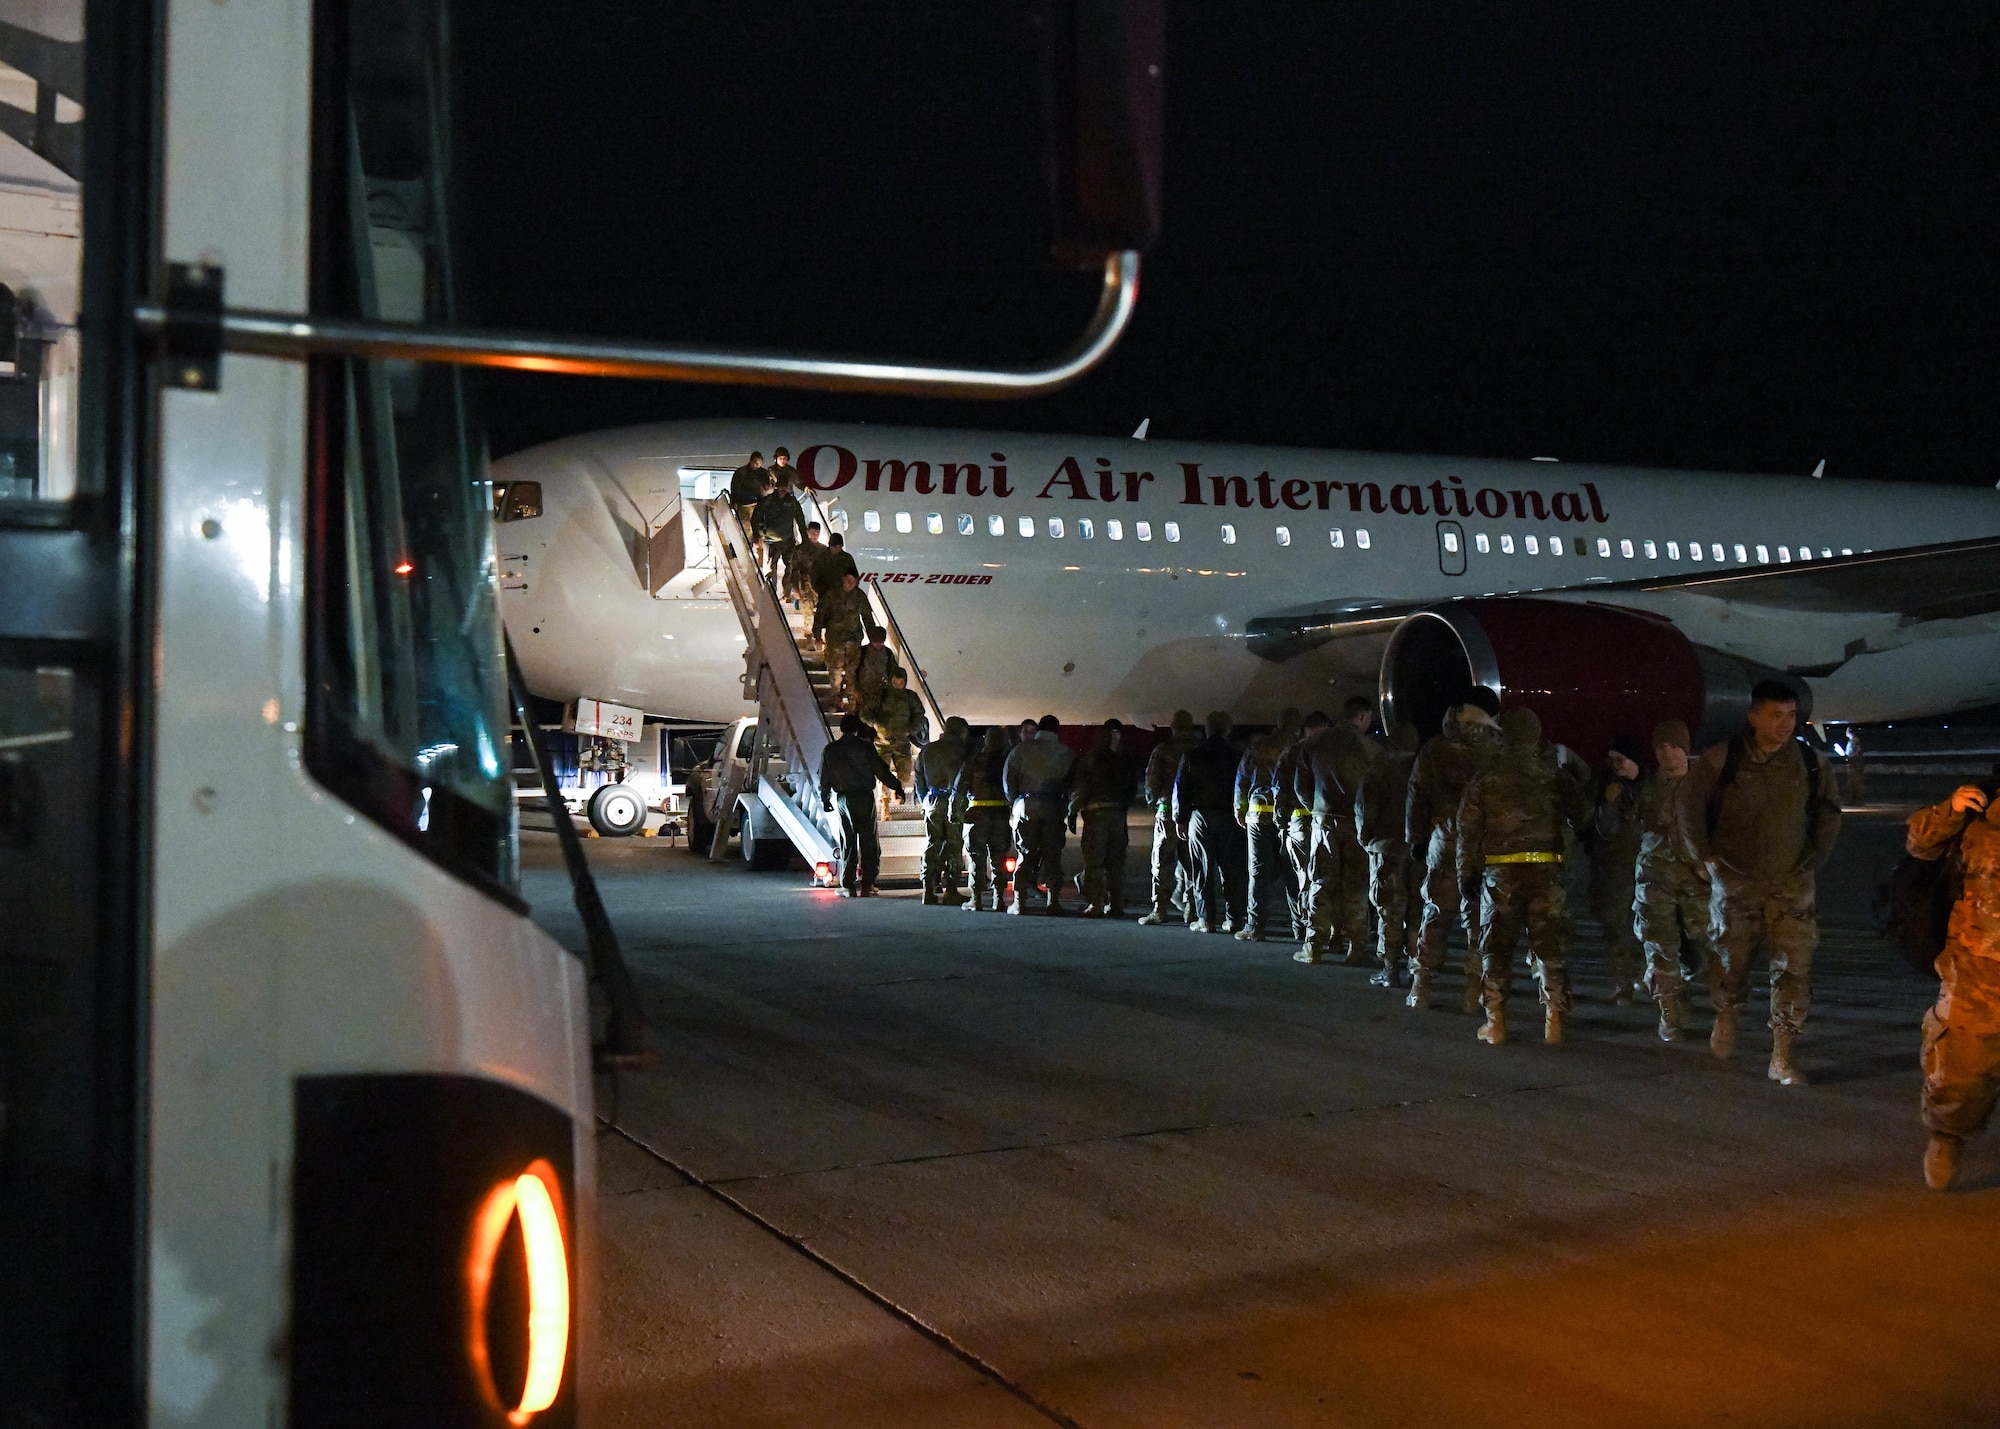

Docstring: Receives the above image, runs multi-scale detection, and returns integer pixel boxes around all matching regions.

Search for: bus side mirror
[1044,0,1163,269]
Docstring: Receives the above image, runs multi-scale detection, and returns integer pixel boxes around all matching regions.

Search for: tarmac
[525,771,2000,1428]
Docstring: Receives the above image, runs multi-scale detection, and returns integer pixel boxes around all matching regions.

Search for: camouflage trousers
[1710,871,1816,1035]
[963,811,1011,905]
[1476,862,1571,1014]
[1186,808,1246,929]
[921,798,964,895]
[1923,947,2000,1140]
[1416,824,1480,983]
[1367,839,1421,973]
[824,640,859,708]
[877,741,914,803]
[1637,873,1716,1006]
[1012,806,1067,908]
[1077,806,1129,912]
[1244,814,1293,935]
[1305,815,1369,958]
[1285,814,1313,938]
[1591,862,1644,987]
[1150,803,1189,917]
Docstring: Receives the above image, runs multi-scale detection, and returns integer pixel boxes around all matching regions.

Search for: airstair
[705,495,947,882]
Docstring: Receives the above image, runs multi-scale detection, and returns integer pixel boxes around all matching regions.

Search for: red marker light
[1003,854,1018,874]
[813,861,835,887]
[393,559,415,576]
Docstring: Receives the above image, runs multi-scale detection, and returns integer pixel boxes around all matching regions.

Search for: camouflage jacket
[1678,733,1841,884]
[1144,732,1201,807]
[868,688,925,746]
[1588,775,1643,886]
[1233,731,1290,819]
[1406,722,1500,847]
[950,740,1012,821]
[1456,742,1592,883]
[1070,745,1138,820]
[1293,725,1378,823]
[1908,797,2000,961]
[1631,767,1705,890]
[1357,744,1418,847]
[812,584,869,646]
[913,735,969,807]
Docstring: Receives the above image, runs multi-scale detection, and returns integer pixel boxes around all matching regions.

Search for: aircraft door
[1436,520,1467,576]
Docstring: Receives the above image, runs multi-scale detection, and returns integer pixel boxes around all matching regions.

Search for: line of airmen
[820,679,1848,1087]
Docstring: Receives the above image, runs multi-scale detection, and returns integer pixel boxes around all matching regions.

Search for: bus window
[493,479,542,521]
[305,0,515,898]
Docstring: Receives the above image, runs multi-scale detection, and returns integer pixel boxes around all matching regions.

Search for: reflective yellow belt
[969,798,1008,809]
[1485,850,1563,865]
[1246,801,1276,814]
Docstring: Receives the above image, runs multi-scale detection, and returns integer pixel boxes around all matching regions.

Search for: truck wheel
[586,783,647,837]
[741,826,792,871]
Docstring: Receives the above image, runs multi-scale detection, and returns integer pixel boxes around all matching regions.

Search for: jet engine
[1379,598,1810,759]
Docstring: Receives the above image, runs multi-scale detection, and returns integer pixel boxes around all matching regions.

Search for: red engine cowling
[1379,598,1809,762]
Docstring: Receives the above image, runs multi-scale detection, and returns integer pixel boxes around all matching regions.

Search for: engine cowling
[1379,598,1810,761]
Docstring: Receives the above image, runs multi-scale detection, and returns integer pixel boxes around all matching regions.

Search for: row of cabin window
[837,508,1379,548]
[834,508,1851,566]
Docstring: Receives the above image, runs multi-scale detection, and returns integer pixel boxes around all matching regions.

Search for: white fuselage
[497,419,2000,728]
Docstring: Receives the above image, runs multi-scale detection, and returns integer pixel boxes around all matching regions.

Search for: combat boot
[1544,1007,1564,1045]
[1709,1008,1738,1061]
[1293,942,1320,964]
[941,888,967,907]
[963,891,986,913]
[1476,1003,1507,1045]
[1925,1133,1963,1191]
[1234,924,1263,942]
[1612,983,1634,1007]
[1043,891,1065,916]
[1189,918,1213,934]
[1137,905,1173,926]
[1656,993,1686,1042]
[1457,976,1483,1017]
[1006,896,1027,915]
[1405,974,1430,1011]
[1767,1028,1809,1086]
[922,889,941,906]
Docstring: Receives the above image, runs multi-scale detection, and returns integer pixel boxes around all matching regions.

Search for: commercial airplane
[493,418,2000,759]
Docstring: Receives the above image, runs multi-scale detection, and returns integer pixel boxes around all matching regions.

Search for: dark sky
[454,4,1997,486]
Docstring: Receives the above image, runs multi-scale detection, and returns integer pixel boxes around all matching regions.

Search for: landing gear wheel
[586,782,647,837]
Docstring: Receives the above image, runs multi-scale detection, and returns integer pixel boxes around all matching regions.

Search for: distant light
[393,559,414,576]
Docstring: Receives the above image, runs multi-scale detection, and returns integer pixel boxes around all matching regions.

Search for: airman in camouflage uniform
[1293,718,1378,964]
[1356,721,1422,988]
[952,731,1013,912]
[1138,710,1201,925]
[1457,706,1594,1045]
[810,572,869,711]
[1405,698,1502,1011]
[1677,682,1841,1086]
[1587,739,1648,1003]
[867,671,925,810]
[854,629,898,717]
[1235,722,1296,941]
[1909,781,2000,1190]
[913,715,971,905]
[1004,715,1077,915]
[1631,719,1714,1041]
[1276,709,1324,941]
[1070,720,1138,917]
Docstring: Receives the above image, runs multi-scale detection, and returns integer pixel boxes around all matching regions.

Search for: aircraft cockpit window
[1017,516,1034,537]
[1525,535,1540,554]
[894,511,912,533]
[1079,518,1095,539]
[987,514,1005,536]
[1135,521,1153,541]
[1500,534,1515,554]
[493,480,542,522]
[1275,525,1290,546]
[957,514,974,535]
[1164,522,1181,542]
[1328,527,1345,548]
[1048,518,1064,538]
[1219,523,1236,544]
[863,510,880,532]
[1106,519,1123,540]
[925,513,943,535]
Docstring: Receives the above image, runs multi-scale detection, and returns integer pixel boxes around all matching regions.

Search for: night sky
[454,4,1997,487]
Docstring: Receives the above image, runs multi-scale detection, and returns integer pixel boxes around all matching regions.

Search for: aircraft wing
[1246,533,2000,661]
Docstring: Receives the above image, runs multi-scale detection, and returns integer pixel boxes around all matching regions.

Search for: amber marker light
[467,1160,571,1425]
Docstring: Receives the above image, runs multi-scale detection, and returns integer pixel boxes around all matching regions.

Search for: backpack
[1875,844,1962,979]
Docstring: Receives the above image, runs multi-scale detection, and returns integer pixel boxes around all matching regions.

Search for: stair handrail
[703,497,836,842]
